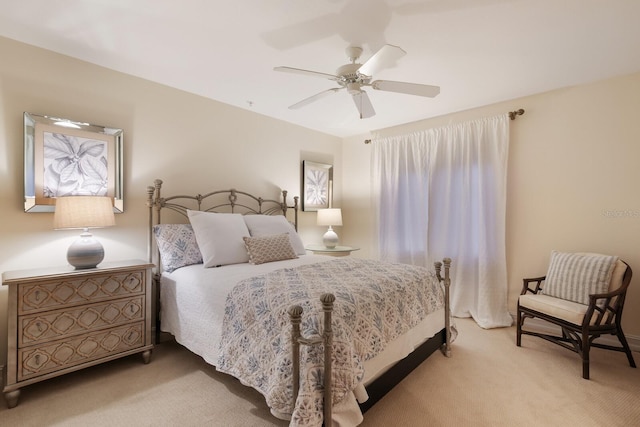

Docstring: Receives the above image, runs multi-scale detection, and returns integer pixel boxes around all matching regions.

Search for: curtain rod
[363,108,525,144]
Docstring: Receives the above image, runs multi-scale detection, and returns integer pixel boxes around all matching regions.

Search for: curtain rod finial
[509,109,525,120]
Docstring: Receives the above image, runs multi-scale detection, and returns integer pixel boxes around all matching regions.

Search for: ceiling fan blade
[289,88,342,110]
[274,66,339,81]
[357,44,407,77]
[351,91,376,119]
[371,80,441,98]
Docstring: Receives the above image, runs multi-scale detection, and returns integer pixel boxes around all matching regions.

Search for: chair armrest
[589,286,625,302]
[584,286,628,326]
[521,276,546,295]
[588,285,626,308]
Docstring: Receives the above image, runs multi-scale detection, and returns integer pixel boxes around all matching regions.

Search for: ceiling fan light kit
[346,82,361,95]
[274,44,440,119]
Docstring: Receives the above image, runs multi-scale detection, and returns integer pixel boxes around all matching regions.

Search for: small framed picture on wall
[302,160,332,211]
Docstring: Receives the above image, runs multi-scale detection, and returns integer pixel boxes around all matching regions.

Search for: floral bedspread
[216,258,447,426]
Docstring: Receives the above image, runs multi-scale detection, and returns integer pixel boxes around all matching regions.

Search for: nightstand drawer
[18,270,145,314]
[19,296,145,347]
[18,321,145,381]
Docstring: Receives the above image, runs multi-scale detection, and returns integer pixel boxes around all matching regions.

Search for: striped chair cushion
[543,251,618,305]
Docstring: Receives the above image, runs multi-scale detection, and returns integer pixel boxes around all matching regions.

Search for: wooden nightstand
[305,245,360,257]
[2,260,154,408]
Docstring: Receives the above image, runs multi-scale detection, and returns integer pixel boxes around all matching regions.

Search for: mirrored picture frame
[24,112,124,213]
[302,160,332,212]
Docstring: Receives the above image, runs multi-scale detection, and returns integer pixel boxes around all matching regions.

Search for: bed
[146,179,455,426]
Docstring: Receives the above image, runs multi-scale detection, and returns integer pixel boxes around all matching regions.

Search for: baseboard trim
[519,317,640,352]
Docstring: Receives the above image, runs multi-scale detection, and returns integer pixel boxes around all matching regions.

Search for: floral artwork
[302,161,332,211]
[304,167,328,206]
[43,132,108,197]
[24,112,124,213]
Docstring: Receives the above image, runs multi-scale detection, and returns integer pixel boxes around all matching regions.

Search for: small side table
[305,245,360,257]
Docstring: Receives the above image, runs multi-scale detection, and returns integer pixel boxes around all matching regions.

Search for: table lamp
[317,208,342,249]
[54,196,115,269]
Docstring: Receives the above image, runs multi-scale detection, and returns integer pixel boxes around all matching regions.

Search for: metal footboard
[288,258,452,424]
[289,293,335,424]
[435,257,452,357]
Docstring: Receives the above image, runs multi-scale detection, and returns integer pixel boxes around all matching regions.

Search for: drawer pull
[128,332,134,341]
[35,354,41,365]
[37,322,43,332]
[35,290,41,301]
[130,304,135,313]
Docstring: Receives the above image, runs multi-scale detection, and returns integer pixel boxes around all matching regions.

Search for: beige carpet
[2,318,639,426]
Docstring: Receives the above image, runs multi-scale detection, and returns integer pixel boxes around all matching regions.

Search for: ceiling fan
[274,44,440,119]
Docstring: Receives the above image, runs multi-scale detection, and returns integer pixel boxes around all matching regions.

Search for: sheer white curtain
[371,114,513,328]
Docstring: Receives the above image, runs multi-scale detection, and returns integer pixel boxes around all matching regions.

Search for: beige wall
[0,36,341,363]
[1,34,639,368]
[342,71,640,341]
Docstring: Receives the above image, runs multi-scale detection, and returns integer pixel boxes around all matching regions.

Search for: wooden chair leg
[617,327,637,368]
[582,330,590,379]
[516,308,522,347]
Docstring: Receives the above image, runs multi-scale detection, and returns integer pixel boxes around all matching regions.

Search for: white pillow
[187,210,250,267]
[243,215,306,255]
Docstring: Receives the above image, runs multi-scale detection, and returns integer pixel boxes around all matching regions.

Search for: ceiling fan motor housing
[336,63,362,79]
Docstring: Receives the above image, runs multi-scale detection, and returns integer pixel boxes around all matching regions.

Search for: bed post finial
[146,186,156,263]
[293,196,299,231]
[320,293,335,424]
[154,179,163,197]
[289,305,303,411]
[435,258,452,358]
[282,190,288,216]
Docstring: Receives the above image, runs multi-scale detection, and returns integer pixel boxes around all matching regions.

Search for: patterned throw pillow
[543,251,618,305]
[243,233,298,265]
[153,224,203,272]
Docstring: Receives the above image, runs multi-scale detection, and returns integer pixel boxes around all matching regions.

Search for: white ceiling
[1,0,639,138]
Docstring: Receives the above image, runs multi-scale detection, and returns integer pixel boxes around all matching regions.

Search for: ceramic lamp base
[67,231,105,269]
[322,227,339,249]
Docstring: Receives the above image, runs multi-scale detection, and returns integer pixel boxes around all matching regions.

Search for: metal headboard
[145,178,299,343]
[146,178,299,270]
